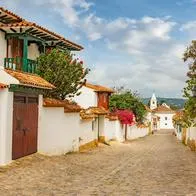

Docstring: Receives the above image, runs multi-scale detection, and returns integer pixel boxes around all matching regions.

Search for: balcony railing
[4,57,37,74]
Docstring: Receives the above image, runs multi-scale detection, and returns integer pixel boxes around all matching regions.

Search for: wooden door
[12,94,38,160]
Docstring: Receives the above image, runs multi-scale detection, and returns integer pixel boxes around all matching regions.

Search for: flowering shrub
[115,109,136,125]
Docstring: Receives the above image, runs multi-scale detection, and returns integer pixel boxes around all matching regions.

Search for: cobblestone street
[0,130,196,196]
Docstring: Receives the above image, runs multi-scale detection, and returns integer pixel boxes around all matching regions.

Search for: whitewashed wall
[104,119,149,142]
[79,118,98,146]
[0,89,14,165]
[0,31,7,69]
[28,43,40,60]
[127,125,149,140]
[156,113,174,129]
[71,86,97,108]
[104,119,124,142]
[38,96,96,155]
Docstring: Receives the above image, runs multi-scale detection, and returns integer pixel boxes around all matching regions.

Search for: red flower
[114,109,135,125]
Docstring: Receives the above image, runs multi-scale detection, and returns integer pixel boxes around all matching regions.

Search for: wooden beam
[0,28,6,33]
[25,27,34,33]
[28,30,39,34]
[0,15,8,19]
[10,28,17,33]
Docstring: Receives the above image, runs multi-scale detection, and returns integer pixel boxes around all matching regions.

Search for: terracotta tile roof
[43,98,82,113]
[0,83,8,89]
[80,107,109,120]
[106,113,118,121]
[80,110,97,120]
[5,69,55,89]
[0,7,23,23]
[84,83,114,93]
[87,107,109,115]
[0,18,83,51]
[153,105,175,113]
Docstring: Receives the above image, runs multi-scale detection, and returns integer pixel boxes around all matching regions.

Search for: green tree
[37,49,89,100]
[109,91,147,123]
[183,40,196,125]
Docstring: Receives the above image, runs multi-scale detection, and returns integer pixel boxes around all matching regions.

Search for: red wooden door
[12,94,38,160]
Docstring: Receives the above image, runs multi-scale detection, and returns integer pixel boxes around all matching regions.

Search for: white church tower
[150,93,157,110]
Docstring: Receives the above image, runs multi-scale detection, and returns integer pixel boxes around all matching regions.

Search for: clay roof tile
[5,69,55,89]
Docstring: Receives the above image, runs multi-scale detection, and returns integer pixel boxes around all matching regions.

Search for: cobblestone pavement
[0,130,196,196]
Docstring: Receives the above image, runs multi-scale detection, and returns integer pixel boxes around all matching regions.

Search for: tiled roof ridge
[0,7,23,21]
[5,69,55,89]
[5,68,38,76]
[43,98,82,112]
[84,82,114,93]
[0,7,83,50]
[153,104,175,113]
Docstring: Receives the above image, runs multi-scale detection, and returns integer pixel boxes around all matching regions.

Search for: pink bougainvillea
[115,109,136,125]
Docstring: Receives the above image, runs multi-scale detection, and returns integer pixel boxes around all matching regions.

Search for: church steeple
[150,93,157,110]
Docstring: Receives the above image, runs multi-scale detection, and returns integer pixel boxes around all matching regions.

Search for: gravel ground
[0,130,196,196]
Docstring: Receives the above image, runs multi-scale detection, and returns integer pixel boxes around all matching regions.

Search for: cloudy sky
[1,0,195,98]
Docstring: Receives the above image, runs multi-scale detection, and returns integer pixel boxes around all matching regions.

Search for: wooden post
[125,124,127,140]
[23,35,28,72]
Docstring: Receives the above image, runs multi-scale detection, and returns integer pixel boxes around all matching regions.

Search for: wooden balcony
[4,57,37,74]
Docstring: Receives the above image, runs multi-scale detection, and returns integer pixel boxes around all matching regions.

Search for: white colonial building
[149,94,175,130]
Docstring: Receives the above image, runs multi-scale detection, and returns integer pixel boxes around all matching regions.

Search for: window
[165,117,167,120]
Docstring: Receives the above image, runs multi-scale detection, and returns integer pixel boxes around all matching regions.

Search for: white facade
[79,118,98,147]
[71,86,97,108]
[38,96,98,155]
[0,89,14,165]
[156,113,174,129]
[127,125,149,140]
[104,119,149,142]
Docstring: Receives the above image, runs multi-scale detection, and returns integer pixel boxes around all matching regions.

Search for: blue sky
[1,0,196,98]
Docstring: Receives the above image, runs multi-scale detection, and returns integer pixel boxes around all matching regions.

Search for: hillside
[142,98,186,109]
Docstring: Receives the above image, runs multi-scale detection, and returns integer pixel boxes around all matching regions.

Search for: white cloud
[0,0,189,97]
[32,0,187,97]
[180,21,196,31]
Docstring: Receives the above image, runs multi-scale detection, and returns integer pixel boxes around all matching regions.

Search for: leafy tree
[183,40,196,125]
[37,49,89,100]
[109,91,147,123]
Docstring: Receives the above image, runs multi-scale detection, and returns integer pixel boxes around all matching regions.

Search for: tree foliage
[183,40,196,125]
[109,91,147,123]
[37,49,89,100]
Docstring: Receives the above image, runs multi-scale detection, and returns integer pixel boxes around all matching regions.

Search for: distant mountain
[142,98,186,109]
